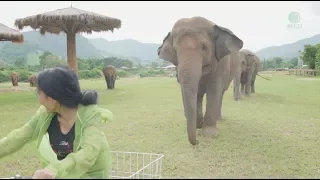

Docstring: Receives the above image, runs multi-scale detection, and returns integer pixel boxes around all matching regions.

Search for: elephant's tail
[257,73,271,81]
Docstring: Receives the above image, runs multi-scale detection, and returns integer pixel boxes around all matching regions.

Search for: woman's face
[37,88,58,113]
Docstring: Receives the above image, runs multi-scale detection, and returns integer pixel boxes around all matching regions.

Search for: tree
[151,62,159,68]
[14,56,27,67]
[290,57,298,67]
[273,57,284,68]
[39,52,66,69]
[300,44,320,69]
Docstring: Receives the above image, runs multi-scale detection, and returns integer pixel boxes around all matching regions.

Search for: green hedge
[16,70,32,82]
[0,71,9,83]
[140,70,167,78]
[0,70,33,83]
[117,70,130,78]
[78,68,103,79]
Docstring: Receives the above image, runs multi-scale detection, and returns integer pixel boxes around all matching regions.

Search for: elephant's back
[240,49,254,55]
[103,65,116,75]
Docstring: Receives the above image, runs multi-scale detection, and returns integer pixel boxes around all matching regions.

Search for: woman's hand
[32,168,56,179]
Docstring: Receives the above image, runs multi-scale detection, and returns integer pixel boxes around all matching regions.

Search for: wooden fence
[288,69,317,76]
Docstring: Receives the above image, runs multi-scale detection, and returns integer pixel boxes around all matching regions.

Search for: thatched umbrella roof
[0,23,24,43]
[14,6,122,75]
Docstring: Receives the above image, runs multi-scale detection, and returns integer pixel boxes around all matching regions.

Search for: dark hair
[37,65,98,108]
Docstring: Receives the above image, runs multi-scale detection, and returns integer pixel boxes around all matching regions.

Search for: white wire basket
[110,151,164,179]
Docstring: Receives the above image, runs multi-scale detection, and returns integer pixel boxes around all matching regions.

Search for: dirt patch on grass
[0,86,36,93]
[296,78,320,81]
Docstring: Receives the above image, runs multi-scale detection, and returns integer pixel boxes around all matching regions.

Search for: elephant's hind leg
[251,76,256,93]
[217,90,225,120]
[197,83,206,129]
[240,83,245,95]
[201,80,221,138]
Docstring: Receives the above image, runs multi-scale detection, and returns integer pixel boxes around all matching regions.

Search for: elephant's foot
[197,118,203,129]
[201,126,218,138]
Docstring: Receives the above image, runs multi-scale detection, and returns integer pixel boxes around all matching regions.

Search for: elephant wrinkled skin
[10,72,19,87]
[102,65,117,89]
[157,16,243,145]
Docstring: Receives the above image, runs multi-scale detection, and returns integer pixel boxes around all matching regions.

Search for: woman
[0,65,114,179]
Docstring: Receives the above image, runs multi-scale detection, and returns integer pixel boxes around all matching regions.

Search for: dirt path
[0,86,36,93]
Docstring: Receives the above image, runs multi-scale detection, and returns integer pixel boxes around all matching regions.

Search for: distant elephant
[241,49,260,96]
[10,72,19,86]
[157,16,243,145]
[102,65,117,89]
[28,74,37,87]
[232,49,254,100]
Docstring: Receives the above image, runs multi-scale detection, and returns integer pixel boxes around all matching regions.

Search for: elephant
[102,65,117,89]
[157,16,243,145]
[232,49,261,100]
[10,72,19,86]
[28,74,37,87]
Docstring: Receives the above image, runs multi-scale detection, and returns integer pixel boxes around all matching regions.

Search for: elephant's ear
[212,25,243,61]
[158,32,177,66]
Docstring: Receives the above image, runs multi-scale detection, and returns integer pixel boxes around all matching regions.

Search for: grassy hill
[255,34,320,61]
[0,31,104,65]
[89,38,160,62]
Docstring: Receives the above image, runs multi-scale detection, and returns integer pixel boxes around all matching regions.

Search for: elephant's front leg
[201,80,221,137]
[197,82,206,129]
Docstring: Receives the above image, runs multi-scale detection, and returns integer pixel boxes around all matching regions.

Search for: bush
[117,70,130,78]
[90,68,103,78]
[139,70,167,78]
[0,71,9,83]
[78,69,103,80]
[140,72,149,78]
[16,70,32,82]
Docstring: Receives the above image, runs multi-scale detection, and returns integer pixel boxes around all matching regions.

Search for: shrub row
[0,69,171,83]
[0,70,33,83]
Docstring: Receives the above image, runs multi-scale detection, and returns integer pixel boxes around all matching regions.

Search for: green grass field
[0,74,320,178]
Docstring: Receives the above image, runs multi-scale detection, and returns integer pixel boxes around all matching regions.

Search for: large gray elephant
[157,16,243,145]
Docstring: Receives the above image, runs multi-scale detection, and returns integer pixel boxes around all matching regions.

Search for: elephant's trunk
[178,50,203,146]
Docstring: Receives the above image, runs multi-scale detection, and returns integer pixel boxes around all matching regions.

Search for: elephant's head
[240,49,256,73]
[157,17,243,145]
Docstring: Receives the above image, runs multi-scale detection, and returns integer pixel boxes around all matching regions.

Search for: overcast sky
[1,1,320,52]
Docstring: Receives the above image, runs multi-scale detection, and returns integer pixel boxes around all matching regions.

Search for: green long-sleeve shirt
[0,104,114,179]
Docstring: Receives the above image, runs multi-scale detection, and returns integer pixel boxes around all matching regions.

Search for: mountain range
[1,31,320,65]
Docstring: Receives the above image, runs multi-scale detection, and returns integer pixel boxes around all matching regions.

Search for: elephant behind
[28,74,37,87]
[102,65,117,89]
[157,16,243,145]
[10,72,19,87]
[235,49,261,96]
